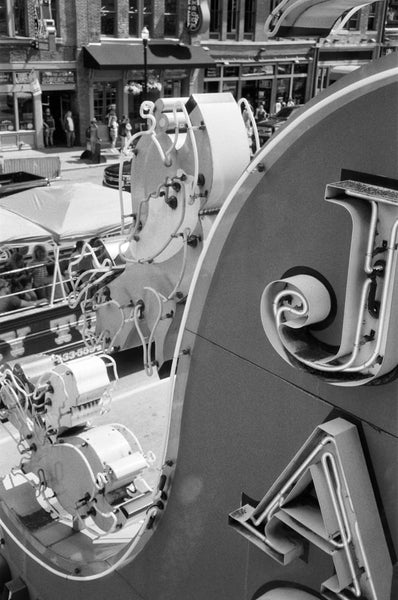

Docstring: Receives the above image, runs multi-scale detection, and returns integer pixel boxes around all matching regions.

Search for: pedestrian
[125,117,132,148]
[43,108,55,146]
[109,112,118,153]
[89,118,102,162]
[255,102,267,122]
[119,115,132,151]
[274,96,285,114]
[63,110,75,147]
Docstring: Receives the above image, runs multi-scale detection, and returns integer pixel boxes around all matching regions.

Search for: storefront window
[205,66,221,78]
[277,64,293,74]
[222,81,238,97]
[204,81,220,93]
[101,0,116,36]
[93,82,117,123]
[164,0,177,37]
[17,94,34,130]
[291,78,306,105]
[294,63,308,74]
[224,66,239,77]
[0,93,15,131]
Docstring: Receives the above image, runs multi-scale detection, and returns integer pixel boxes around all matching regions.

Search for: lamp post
[141,26,149,99]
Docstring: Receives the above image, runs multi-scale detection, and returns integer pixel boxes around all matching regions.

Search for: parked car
[0,171,49,197]
[103,159,132,192]
[257,105,302,144]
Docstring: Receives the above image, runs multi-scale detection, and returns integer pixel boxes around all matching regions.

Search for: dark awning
[83,42,215,70]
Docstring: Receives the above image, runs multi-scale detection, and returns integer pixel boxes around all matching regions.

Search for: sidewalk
[0,144,122,174]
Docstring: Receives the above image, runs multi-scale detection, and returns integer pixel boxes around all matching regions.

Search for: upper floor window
[244,0,256,36]
[164,0,177,37]
[210,0,256,40]
[366,3,377,30]
[129,0,153,37]
[101,0,116,36]
[0,1,7,36]
[227,0,239,36]
[210,0,221,36]
[0,0,28,37]
[386,1,398,26]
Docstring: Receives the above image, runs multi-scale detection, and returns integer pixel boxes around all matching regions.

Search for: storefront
[82,41,215,136]
[203,58,312,114]
[0,67,77,150]
[40,69,78,146]
[0,71,40,151]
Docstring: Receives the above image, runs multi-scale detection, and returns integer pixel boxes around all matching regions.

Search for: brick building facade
[0,1,396,150]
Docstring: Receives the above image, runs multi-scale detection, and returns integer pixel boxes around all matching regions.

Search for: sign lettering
[186,0,210,34]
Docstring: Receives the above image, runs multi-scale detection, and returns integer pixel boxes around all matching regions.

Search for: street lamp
[141,26,149,99]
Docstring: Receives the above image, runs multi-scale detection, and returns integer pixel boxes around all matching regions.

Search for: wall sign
[40,70,76,85]
[185,0,210,34]
[0,72,12,84]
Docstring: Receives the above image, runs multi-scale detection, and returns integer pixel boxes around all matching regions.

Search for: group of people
[107,109,133,152]
[0,245,54,313]
[250,95,296,124]
[44,104,136,153]
[42,108,76,148]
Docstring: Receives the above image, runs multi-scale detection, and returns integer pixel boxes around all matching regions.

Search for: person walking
[63,111,75,147]
[119,115,133,151]
[109,112,118,153]
[43,108,56,146]
[255,102,267,122]
[89,118,102,162]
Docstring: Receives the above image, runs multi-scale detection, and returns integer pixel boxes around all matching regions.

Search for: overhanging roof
[265,0,382,38]
[83,42,215,70]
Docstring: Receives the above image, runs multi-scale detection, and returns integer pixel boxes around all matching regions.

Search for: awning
[83,42,215,70]
[265,0,382,38]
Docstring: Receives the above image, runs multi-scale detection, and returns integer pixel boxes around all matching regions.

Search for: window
[0,1,7,36]
[143,0,152,31]
[227,0,239,36]
[210,0,221,37]
[366,2,377,29]
[17,94,34,130]
[386,1,398,25]
[93,82,117,123]
[129,0,139,36]
[14,0,27,36]
[164,0,177,37]
[0,0,28,37]
[0,93,15,131]
[101,0,116,36]
[129,0,153,36]
[244,0,256,36]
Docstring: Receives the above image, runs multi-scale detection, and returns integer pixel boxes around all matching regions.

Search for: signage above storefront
[185,0,210,34]
[40,70,76,85]
[0,72,12,84]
